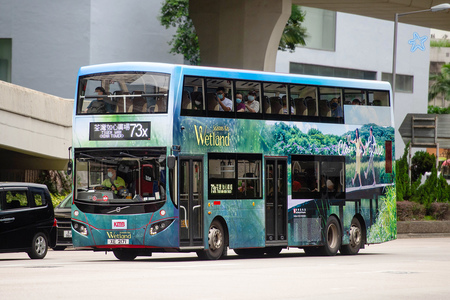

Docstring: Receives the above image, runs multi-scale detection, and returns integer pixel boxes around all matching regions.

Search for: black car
[53,193,72,250]
[0,183,57,259]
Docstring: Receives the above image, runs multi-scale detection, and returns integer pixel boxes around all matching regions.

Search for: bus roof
[78,62,392,92]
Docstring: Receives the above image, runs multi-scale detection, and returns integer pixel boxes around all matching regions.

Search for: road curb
[397,221,450,238]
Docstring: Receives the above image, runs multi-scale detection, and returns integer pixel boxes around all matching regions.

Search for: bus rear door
[265,158,288,245]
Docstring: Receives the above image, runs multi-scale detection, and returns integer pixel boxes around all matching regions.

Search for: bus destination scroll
[90,122,151,141]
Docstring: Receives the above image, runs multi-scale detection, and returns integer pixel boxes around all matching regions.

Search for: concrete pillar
[190,0,291,71]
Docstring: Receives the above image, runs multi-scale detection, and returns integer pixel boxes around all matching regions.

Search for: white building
[276,8,431,158]
[0,0,183,99]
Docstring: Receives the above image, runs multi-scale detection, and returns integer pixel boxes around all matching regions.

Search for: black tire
[52,246,67,251]
[197,219,226,260]
[322,216,342,256]
[28,232,48,259]
[113,249,138,261]
[340,217,363,255]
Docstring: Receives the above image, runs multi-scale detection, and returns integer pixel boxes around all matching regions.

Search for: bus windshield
[74,148,167,204]
[77,72,170,114]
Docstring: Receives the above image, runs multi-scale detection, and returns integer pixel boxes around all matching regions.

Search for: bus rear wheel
[322,216,341,256]
[113,249,137,261]
[197,220,226,260]
[340,217,363,255]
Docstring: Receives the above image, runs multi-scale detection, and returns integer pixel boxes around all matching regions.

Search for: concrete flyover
[0,80,72,171]
[190,0,450,71]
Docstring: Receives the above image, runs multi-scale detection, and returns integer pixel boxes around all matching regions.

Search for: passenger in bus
[216,87,233,112]
[351,98,361,105]
[245,90,259,113]
[236,93,245,112]
[330,98,343,118]
[326,179,335,192]
[193,92,203,110]
[85,87,107,113]
[99,167,126,194]
[181,91,192,109]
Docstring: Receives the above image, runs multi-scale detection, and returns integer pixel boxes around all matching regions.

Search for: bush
[430,202,450,220]
[397,201,426,221]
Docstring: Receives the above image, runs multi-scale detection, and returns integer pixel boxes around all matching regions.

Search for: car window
[5,190,28,209]
[33,192,46,207]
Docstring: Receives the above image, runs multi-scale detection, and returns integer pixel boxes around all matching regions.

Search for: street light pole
[391,3,450,107]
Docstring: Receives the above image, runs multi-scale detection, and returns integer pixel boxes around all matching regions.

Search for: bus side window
[292,157,320,199]
[368,90,389,106]
[318,87,342,119]
[182,76,205,116]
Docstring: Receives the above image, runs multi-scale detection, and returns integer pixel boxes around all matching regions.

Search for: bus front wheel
[197,220,226,260]
[340,217,363,255]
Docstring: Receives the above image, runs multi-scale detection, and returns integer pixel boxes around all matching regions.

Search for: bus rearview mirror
[168,155,176,169]
[67,160,73,176]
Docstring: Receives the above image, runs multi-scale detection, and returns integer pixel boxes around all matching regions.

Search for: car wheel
[28,232,48,259]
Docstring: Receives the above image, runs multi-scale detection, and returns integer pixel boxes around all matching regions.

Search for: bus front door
[265,158,288,244]
[179,157,203,247]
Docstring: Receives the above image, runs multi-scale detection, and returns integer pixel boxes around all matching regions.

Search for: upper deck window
[77,72,170,115]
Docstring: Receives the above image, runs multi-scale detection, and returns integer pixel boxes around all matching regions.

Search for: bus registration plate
[107,239,130,245]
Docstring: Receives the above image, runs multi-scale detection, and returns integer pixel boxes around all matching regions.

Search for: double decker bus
[71,62,396,260]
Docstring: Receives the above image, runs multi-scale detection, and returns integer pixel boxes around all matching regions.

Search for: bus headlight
[149,219,174,236]
[72,221,89,236]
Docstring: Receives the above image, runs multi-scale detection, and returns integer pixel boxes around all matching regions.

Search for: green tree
[411,151,436,182]
[159,1,307,65]
[278,5,307,52]
[396,143,411,201]
[159,0,199,65]
[429,63,450,103]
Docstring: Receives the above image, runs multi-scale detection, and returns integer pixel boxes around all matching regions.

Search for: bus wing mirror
[67,160,73,176]
[168,155,176,169]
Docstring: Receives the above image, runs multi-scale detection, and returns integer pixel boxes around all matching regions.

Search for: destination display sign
[90,122,151,141]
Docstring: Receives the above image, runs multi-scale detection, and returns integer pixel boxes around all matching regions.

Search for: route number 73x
[130,123,149,138]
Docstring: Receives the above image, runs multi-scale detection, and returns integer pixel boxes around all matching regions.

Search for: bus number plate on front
[107,239,130,245]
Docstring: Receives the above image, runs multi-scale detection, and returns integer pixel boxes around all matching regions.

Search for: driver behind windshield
[98,168,126,194]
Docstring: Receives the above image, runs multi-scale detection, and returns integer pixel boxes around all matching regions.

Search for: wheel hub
[349,225,361,248]
[35,236,46,254]
[208,226,223,251]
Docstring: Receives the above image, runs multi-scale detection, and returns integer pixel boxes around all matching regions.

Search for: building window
[299,7,336,51]
[290,63,376,80]
[381,73,414,93]
[0,39,12,82]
